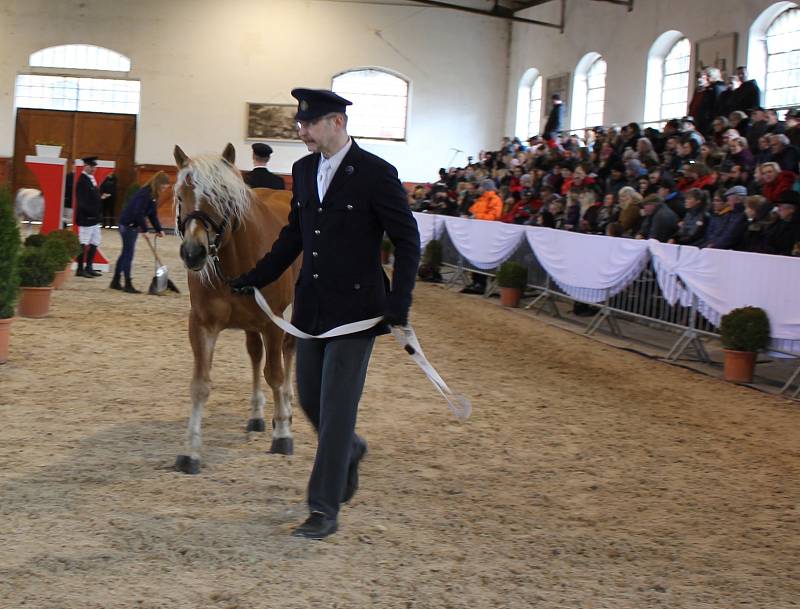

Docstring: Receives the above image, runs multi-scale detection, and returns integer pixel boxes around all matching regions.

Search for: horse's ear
[222,143,236,165]
[174,145,189,168]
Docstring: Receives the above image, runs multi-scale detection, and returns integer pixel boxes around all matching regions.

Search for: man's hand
[228,276,256,296]
[383,311,408,327]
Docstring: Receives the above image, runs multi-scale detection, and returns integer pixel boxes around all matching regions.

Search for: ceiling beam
[409,0,565,30]
[592,0,634,12]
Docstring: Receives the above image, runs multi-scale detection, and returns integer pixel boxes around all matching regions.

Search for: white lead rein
[252,290,471,421]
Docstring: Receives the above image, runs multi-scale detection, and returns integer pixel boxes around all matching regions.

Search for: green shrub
[48,229,82,259]
[496,261,528,290]
[0,187,21,318]
[720,306,771,352]
[24,233,47,248]
[421,239,443,270]
[381,237,394,253]
[18,246,58,287]
[42,237,73,269]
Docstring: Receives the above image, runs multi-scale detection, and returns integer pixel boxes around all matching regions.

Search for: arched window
[571,53,606,131]
[747,1,798,108]
[16,44,139,114]
[765,7,800,108]
[660,38,691,122]
[331,68,408,141]
[515,68,542,139]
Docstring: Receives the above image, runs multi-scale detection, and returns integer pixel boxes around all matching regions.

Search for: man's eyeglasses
[296,113,338,130]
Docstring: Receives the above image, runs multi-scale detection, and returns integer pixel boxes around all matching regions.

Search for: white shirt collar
[320,137,352,178]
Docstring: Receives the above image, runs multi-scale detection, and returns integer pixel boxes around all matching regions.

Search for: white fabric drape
[649,241,800,344]
[412,212,444,252]
[441,216,525,270]
[524,227,651,303]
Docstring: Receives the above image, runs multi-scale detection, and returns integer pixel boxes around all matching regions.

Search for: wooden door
[13,109,137,220]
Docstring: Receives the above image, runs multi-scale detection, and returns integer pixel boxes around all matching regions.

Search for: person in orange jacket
[468,180,503,220]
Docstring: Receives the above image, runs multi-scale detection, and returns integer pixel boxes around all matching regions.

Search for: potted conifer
[18,246,58,318]
[44,230,81,289]
[496,261,528,308]
[418,239,443,282]
[719,306,771,383]
[0,187,21,363]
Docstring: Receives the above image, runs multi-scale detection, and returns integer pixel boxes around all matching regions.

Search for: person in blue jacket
[110,172,169,293]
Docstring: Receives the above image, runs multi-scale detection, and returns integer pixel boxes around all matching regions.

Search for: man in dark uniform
[543,94,564,142]
[229,88,420,539]
[75,156,105,277]
[244,142,285,189]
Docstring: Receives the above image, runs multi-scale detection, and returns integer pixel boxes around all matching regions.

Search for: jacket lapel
[307,153,321,205]
[322,140,361,204]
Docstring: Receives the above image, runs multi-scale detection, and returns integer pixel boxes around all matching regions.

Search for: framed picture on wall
[545,72,570,113]
[246,103,299,141]
[695,33,738,81]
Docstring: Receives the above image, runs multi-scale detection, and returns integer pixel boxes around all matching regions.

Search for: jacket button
[312,251,318,257]
[346,204,354,210]
[313,273,319,279]
[314,229,320,235]
[354,283,360,290]
[317,207,323,213]
[297,201,302,207]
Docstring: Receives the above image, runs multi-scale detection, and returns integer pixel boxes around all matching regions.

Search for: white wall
[0,0,510,181]
[506,0,792,135]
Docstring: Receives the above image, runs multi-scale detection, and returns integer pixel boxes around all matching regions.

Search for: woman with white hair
[617,186,644,236]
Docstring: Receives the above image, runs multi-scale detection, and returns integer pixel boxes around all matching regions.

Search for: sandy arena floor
[1,230,798,609]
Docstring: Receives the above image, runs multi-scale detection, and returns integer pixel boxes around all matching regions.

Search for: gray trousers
[296,334,375,518]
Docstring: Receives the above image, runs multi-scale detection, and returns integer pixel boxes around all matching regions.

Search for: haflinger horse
[173,143,298,474]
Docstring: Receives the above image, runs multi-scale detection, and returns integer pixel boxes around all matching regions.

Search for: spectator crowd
[409,66,800,263]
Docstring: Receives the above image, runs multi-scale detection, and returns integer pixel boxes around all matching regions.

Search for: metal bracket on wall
[591,0,634,11]
[410,0,567,32]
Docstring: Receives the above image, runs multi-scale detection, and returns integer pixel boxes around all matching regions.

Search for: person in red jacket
[758,162,797,203]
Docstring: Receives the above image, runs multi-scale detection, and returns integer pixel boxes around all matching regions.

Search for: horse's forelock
[177,155,251,224]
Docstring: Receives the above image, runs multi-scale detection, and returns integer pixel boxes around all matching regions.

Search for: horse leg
[245,331,267,432]
[263,328,294,455]
[176,316,218,474]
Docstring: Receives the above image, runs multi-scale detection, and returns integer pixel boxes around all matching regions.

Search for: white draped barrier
[439,216,526,270]
[413,212,444,252]
[524,227,651,303]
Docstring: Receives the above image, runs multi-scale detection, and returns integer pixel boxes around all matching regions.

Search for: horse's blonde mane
[176,154,252,284]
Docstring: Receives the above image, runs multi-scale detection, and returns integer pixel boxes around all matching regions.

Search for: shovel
[143,234,180,295]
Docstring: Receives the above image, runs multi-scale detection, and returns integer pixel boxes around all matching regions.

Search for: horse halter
[177,208,234,260]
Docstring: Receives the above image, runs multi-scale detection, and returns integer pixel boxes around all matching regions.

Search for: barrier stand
[524,275,561,317]
[779,362,800,398]
[584,292,623,337]
[666,294,712,364]
[444,255,469,288]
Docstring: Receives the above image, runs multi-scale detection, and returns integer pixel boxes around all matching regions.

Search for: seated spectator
[758,162,796,203]
[617,186,643,236]
[409,184,428,211]
[786,108,800,147]
[564,188,582,231]
[754,134,773,165]
[468,180,503,220]
[769,134,800,172]
[698,186,748,249]
[636,137,659,165]
[766,109,786,135]
[456,182,477,216]
[718,160,752,193]
[729,110,750,137]
[738,195,776,253]
[671,188,709,245]
[501,182,538,224]
[625,159,647,185]
[728,136,756,170]
[762,190,800,256]
[636,176,653,197]
[710,116,729,147]
[677,137,699,164]
[677,161,717,195]
[578,189,602,233]
[596,193,620,235]
[656,175,686,218]
[747,108,769,151]
[636,194,679,242]
[605,161,628,196]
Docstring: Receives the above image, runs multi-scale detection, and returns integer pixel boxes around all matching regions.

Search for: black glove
[383,310,408,327]
[228,275,256,296]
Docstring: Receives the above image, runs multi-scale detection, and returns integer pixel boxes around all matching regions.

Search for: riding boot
[76,246,90,277]
[109,272,123,290]
[86,245,102,276]
[123,276,141,294]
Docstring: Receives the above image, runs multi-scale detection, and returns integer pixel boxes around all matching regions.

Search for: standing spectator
[671,188,709,245]
[698,67,727,135]
[698,186,748,249]
[636,194,679,242]
[111,172,168,293]
[100,173,117,228]
[763,190,800,255]
[244,143,285,190]
[731,66,761,114]
[75,156,105,278]
[543,94,564,142]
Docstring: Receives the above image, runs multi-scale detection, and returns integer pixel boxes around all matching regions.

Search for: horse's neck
[218,202,266,278]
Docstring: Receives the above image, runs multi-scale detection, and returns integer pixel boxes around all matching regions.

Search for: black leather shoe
[291,512,338,540]
[342,438,367,503]
[88,269,102,276]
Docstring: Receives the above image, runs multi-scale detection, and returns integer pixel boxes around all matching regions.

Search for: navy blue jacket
[245,167,285,190]
[238,140,420,336]
[699,208,747,250]
[75,173,102,226]
[119,186,163,233]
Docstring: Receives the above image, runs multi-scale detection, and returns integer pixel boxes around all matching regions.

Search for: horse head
[173,143,250,276]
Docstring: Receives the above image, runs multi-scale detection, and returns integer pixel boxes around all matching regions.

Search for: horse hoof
[247,418,266,432]
[270,437,293,455]
[175,455,201,474]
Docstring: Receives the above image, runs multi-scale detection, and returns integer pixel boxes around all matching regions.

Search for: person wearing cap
[75,156,107,278]
[636,194,679,242]
[763,190,800,256]
[698,186,748,249]
[244,143,285,190]
[228,88,420,540]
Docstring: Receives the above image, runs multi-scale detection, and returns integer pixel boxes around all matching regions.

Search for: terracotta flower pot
[18,286,53,318]
[0,317,12,364]
[52,269,68,290]
[500,287,522,308]
[723,349,757,383]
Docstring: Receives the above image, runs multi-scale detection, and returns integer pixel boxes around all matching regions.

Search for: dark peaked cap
[291,88,352,121]
[82,156,98,166]
[251,143,273,158]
